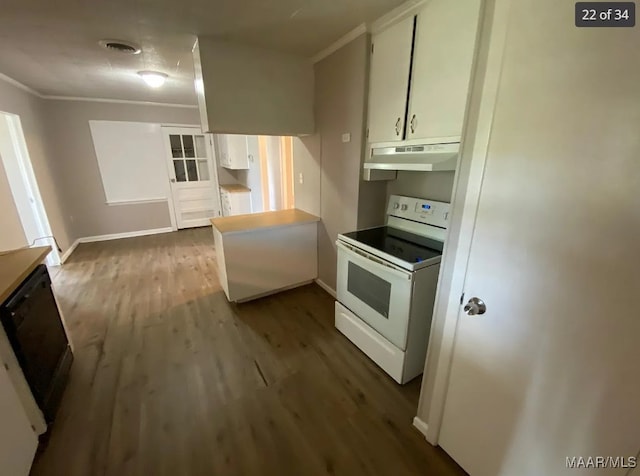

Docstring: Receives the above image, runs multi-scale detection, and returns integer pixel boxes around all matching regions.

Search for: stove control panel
[387,195,450,229]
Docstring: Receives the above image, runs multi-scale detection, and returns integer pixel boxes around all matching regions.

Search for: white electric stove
[335,195,450,384]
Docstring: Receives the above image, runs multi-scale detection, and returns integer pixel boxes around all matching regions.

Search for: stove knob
[393,203,400,209]
[401,204,408,211]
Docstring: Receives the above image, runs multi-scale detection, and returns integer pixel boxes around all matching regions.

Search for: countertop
[211,209,319,234]
[0,246,51,303]
[220,184,251,193]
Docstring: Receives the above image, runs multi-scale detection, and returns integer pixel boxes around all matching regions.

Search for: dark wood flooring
[31,227,464,476]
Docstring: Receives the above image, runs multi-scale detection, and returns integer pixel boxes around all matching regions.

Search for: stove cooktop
[341,226,443,267]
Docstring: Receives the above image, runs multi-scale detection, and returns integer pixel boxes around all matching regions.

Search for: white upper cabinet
[193,38,314,136]
[367,0,480,145]
[217,134,251,170]
[407,0,481,141]
[367,16,415,144]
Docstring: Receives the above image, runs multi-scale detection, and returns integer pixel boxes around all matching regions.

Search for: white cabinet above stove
[193,38,314,136]
[365,0,481,159]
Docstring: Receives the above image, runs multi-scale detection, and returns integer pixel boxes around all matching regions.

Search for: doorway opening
[257,135,295,212]
[0,112,60,265]
[212,134,295,218]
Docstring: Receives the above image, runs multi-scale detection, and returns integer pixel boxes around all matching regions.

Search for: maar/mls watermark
[566,456,637,469]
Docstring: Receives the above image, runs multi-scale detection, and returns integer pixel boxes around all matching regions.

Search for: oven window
[347,262,391,318]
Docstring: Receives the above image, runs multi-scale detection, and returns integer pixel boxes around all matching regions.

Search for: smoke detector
[99,39,141,55]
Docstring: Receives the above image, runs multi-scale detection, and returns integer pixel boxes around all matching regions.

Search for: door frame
[160,124,221,231]
[416,0,513,445]
[0,112,61,265]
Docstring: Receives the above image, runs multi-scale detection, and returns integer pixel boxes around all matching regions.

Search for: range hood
[364,142,459,172]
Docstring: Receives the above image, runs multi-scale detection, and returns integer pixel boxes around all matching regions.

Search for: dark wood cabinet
[0,265,72,423]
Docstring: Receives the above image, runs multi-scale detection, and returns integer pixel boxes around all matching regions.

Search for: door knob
[170,178,176,183]
[464,297,486,316]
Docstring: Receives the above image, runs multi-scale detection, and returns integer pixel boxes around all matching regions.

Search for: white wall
[89,121,170,204]
[387,171,455,204]
[195,38,314,136]
[43,99,199,239]
[292,33,387,290]
[293,136,321,216]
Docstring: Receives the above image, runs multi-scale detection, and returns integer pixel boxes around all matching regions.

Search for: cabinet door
[407,0,481,141]
[234,192,252,215]
[367,16,415,144]
[226,135,250,169]
[216,135,230,167]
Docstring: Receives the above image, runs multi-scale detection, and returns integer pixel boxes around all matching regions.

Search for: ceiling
[0,0,405,105]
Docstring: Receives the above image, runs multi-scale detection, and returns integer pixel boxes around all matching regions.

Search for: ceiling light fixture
[138,71,168,88]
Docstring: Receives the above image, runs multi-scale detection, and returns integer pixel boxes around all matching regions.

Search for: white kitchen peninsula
[211,209,319,302]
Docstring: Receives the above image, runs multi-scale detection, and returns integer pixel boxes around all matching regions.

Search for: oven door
[336,240,413,350]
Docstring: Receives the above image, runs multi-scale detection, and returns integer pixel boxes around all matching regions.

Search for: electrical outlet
[341,133,351,143]
[298,173,304,184]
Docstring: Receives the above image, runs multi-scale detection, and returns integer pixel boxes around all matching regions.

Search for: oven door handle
[337,241,412,279]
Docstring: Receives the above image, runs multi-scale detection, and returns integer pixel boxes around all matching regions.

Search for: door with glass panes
[162,127,221,229]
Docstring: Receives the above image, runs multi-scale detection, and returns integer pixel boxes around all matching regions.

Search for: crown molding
[42,95,198,108]
[0,72,44,97]
[309,0,429,63]
[0,72,197,108]
[311,23,368,63]
[370,0,428,34]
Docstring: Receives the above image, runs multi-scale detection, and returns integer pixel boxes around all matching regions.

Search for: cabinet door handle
[395,117,402,136]
[410,114,417,134]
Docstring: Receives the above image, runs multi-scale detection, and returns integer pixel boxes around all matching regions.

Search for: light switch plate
[341,133,351,143]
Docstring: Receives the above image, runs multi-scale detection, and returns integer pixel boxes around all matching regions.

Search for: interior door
[367,15,415,144]
[438,1,640,475]
[406,0,480,142]
[162,127,221,229]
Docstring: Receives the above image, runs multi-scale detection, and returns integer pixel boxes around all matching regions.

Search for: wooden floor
[31,228,465,476]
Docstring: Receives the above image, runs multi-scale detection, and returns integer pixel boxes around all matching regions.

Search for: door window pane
[182,135,195,158]
[347,262,392,318]
[186,160,198,181]
[195,135,206,158]
[173,160,186,182]
[170,135,183,158]
[197,160,210,180]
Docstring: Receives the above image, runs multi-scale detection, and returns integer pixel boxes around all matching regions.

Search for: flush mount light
[138,71,168,88]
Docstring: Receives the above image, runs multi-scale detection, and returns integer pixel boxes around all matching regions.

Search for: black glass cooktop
[342,226,443,265]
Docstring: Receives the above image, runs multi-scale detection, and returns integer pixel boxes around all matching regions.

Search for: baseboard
[78,227,173,244]
[235,279,314,303]
[412,416,429,439]
[315,279,337,298]
[60,239,80,264]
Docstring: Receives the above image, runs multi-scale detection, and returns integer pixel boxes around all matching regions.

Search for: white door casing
[0,113,60,265]
[162,127,221,229]
[427,0,640,475]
